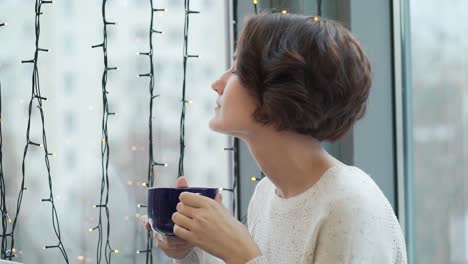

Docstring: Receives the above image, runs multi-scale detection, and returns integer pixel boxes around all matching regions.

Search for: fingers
[177,176,189,188]
[176,202,197,218]
[155,234,193,257]
[154,233,190,246]
[173,224,194,242]
[172,212,193,230]
[215,192,223,203]
[179,192,212,208]
[138,215,151,231]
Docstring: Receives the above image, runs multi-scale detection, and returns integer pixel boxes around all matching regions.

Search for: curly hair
[235,13,372,141]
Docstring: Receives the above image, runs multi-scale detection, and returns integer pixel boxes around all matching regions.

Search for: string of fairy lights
[90,0,118,263]
[0,22,15,262]
[178,0,198,179]
[0,22,8,261]
[135,0,167,263]
[7,0,70,262]
[220,0,244,219]
[0,80,9,260]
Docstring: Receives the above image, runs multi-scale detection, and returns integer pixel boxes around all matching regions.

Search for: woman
[141,13,407,263]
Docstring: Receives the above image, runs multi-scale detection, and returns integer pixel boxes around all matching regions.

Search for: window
[401,0,468,263]
[0,1,230,263]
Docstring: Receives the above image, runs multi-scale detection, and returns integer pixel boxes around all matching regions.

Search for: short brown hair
[236,13,372,141]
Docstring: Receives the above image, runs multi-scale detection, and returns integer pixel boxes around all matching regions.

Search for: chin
[208,117,226,134]
[209,121,246,140]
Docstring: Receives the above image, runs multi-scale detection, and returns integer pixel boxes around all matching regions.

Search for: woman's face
[208,60,259,137]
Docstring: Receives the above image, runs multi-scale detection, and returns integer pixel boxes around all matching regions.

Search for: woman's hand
[172,192,262,264]
[138,176,194,259]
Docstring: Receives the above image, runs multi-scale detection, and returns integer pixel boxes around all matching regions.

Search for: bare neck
[242,129,342,198]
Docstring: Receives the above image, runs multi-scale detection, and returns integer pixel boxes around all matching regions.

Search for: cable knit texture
[175,165,407,264]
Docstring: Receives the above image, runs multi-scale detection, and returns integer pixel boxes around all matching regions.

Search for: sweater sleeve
[174,247,223,264]
[307,195,406,264]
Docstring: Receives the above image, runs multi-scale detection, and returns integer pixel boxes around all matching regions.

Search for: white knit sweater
[176,165,407,263]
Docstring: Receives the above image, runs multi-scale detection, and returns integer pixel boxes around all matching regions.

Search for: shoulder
[312,166,406,263]
[317,165,401,240]
[322,166,391,212]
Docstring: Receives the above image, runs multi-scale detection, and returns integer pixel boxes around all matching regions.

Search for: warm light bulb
[251,177,257,181]
[281,10,288,14]
[113,250,119,254]
[253,0,258,4]
[314,16,319,22]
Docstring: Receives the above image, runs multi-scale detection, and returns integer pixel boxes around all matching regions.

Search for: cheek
[209,85,257,132]
[228,80,255,109]
[224,88,257,123]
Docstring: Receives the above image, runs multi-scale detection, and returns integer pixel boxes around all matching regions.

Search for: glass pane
[0,0,230,263]
[406,0,468,263]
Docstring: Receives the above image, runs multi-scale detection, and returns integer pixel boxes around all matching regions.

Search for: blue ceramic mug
[147,187,219,236]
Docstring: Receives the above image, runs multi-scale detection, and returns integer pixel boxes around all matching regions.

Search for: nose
[210,78,225,95]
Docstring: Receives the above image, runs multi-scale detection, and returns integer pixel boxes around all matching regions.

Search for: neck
[241,128,342,198]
